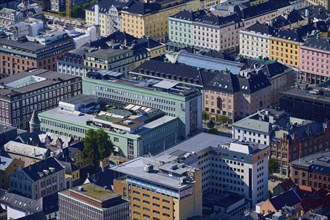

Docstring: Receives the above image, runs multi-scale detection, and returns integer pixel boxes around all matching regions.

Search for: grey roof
[290,151,330,176]
[0,156,14,171]
[195,13,242,27]
[302,37,330,51]
[86,48,131,59]
[87,0,133,12]
[22,157,64,181]
[123,1,161,15]
[0,69,80,100]
[233,117,271,133]
[0,190,42,213]
[176,51,244,74]
[245,22,274,35]
[110,156,197,189]
[61,94,99,105]
[4,141,49,159]
[270,189,301,210]
[158,132,232,156]
[170,10,206,21]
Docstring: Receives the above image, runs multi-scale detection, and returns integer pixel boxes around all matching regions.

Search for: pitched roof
[195,13,241,27]
[204,71,240,93]
[23,157,64,181]
[271,10,305,29]
[302,37,330,51]
[4,141,49,159]
[58,160,79,174]
[87,0,133,12]
[238,72,271,94]
[90,31,137,49]
[29,110,40,125]
[123,1,161,15]
[0,156,14,171]
[270,189,301,210]
[170,10,206,21]
[277,179,295,192]
[0,190,42,213]
[245,22,274,35]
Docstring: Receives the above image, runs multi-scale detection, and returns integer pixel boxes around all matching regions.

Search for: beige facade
[304,0,330,10]
[0,157,24,190]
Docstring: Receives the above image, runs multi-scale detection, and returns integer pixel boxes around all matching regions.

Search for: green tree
[59,10,66,17]
[208,128,219,135]
[83,129,113,166]
[202,111,208,121]
[90,0,97,5]
[207,120,215,128]
[268,158,279,174]
[82,2,90,9]
[218,115,228,124]
[72,5,84,18]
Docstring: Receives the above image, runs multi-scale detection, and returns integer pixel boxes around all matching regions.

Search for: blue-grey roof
[270,189,301,210]
[23,157,64,181]
[0,156,13,171]
[176,51,244,74]
[290,151,330,176]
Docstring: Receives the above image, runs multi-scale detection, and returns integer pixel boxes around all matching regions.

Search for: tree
[208,128,219,135]
[202,111,208,121]
[218,115,228,124]
[207,120,215,128]
[268,158,279,174]
[59,10,66,17]
[90,0,97,5]
[82,2,90,9]
[83,129,113,166]
[72,5,84,18]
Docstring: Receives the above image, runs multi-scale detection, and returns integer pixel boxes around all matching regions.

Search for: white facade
[232,126,270,145]
[239,29,270,59]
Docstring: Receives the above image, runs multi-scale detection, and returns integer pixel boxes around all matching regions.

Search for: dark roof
[291,151,330,176]
[302,37,330,51]
[87,169,115,189]
[42,193,59,215]
[0,190,42,213]
[23,157,64,181]
[204,71,240,93]
[90,31,137,49]
[132,37,162,54]
[271,10,305,29]
[243,60,291,78]
[195,13,241,27]
[238,72,271,94]
[270,189,301,210]
[277,179,295,192]
[87,0,133,12]
[298,6,328,20]
[245,22,274,35]
[57,52,85,65]
[170,10,206,21]
[17,212,47,220]
[123,1,161,15]
[29,110,40,125]
[273,24,315,42]
[58,160,79,174]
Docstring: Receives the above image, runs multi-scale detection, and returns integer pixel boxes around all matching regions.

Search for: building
[211,0,250,16]
[59,183,129,220]
[39,96,182,159]
[0,124,18,146]
[50,0,65,12]
[304,0,330,11]
[111,156,203,220]
[280,82,330,122]
[0,69,82,129]
[300,37,330,84]
[131,59,271,122]
[269,28,305,68]
[121,0,200,39]
[239,22,274,59]
[0,8,24,28]
[9,157,65,200]
[290,151,330,190]
[57,47,89,77]
[0,31,75,76]
[232,108,330,176]
[269,9,307,30]
[85,0,133,36]
[0,156,24,190]
[157,133,269,207]
[3,141,50,167]
[82,72,202,138]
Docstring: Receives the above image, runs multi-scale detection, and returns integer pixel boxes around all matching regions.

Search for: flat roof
[157,132,232,156]
[281,88,330,104]
[69,183,119,202]
[61,94,99,105]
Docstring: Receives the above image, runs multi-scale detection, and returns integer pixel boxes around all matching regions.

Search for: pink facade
[300,45,330,84]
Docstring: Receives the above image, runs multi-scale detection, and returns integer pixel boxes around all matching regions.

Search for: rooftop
[290,150,330,176]
[4,141,49,159]
[69,183,119,202]
[0,190,42,213]
[0,69,79,99]
[0,156,14,171]
[281,87,330,105]
[302,36,330,51]
[86,48,132,59]
[244,22,275,35]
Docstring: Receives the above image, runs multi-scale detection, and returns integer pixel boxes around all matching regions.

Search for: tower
[29,110,41,133]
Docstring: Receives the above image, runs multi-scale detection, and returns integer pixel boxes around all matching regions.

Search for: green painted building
[39,101,181,159]
[82,76,202,138]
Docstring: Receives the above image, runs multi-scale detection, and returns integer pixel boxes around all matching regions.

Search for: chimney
[123,38,127,46]
[94,3,100,25]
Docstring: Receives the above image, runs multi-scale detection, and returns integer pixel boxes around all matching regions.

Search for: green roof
[76,183,118,201]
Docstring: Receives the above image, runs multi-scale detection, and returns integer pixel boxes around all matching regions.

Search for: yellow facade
[0,158,24,189]
[200,0,220,9]
[132,44,166,68]
[113,169,202,220]
[270,37,300,68]
[73,149,91,169]
[121,0,200,39]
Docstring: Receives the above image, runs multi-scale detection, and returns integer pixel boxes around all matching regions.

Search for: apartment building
[0,8,24,28]
[59,183,129,220]
[121,0,200,39]
[232,108,330,176]
[240,22,274,59]
[39,94,182,159]
[158,133,270,207]
[0,31,75,76]
[111,156,202,220]
[269,28,304,68]
[131,59,271,122]
[300,37,330,84]
[290,151,330,190]
[82,73,202,138]
[85,0,133,36]
[10,157,65,199]
[304,0,330,10]
[0,156,24,190]
[57,47,89,77]
[0,69,82,129]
